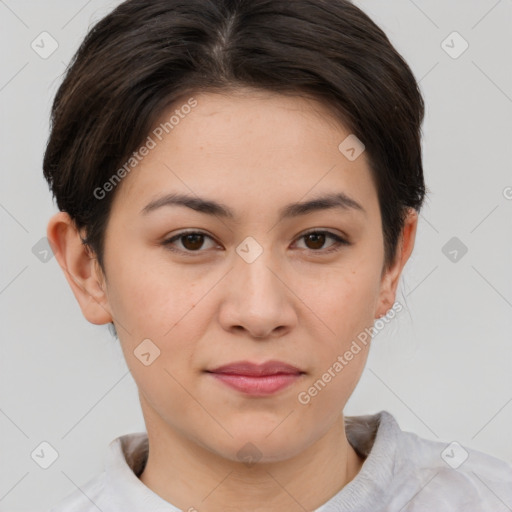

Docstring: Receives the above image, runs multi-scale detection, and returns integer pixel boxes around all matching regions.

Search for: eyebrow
[141,191,366,219]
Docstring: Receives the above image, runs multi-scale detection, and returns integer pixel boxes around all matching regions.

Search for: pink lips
[206,360,304,396]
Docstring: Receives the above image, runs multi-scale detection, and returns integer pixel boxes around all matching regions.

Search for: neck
[138,408,365,512]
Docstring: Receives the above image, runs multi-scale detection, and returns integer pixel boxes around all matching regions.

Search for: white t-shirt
[48,410,512,511]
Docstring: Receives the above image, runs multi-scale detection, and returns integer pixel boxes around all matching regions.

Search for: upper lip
[207,360,304,376]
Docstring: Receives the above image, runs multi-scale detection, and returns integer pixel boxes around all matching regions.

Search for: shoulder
[383,411,512,511]
[46,432,150,512]
[46,471,107,512]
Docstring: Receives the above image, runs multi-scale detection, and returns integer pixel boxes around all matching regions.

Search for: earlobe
[46,211,113,325]
[375,208,418,319]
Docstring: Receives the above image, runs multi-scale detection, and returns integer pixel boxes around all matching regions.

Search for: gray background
[1,0,511,510]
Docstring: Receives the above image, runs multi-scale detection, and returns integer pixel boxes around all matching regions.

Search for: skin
[47,89,417,512]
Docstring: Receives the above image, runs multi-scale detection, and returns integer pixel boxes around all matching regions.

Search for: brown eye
[162,231,217,255]
[304,232,327,250]
[180,233,205,251]
[295,230,349,254]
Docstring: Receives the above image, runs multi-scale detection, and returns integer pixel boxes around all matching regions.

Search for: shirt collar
[104,432,181,510]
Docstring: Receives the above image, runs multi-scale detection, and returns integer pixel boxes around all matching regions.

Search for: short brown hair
[43,0,426,274]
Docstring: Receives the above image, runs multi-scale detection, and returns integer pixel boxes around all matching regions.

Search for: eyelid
[298,228,349,243]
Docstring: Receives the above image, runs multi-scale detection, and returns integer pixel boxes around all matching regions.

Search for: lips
[206,360,305,396]
[207,360,304,376]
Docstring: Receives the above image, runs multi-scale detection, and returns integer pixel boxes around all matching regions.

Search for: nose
[217,249,297,340]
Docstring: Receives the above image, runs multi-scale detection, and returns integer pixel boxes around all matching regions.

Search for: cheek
[111,268,202,414]
[301,264,379,340]
[105,247,193,333]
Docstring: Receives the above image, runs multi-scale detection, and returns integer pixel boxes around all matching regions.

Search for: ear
[375,208,418,319]
[46,211,113,325]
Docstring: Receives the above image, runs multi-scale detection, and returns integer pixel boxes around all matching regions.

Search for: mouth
[205,360,306,396]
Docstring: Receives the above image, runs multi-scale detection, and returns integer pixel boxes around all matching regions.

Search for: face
[50,89,417,463]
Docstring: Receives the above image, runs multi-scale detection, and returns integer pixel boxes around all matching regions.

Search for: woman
[44,0,512,510]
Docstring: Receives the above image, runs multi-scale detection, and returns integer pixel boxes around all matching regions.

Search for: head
[45,0,425,462]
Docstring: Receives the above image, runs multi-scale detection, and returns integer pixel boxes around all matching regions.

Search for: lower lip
[208,372,302,395]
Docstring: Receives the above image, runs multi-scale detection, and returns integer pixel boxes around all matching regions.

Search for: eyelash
[162,230,350,257]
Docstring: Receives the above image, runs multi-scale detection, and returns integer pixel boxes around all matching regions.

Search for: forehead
[110,90,379,221]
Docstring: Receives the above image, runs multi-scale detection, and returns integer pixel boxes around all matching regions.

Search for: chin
[209,430,308,466]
